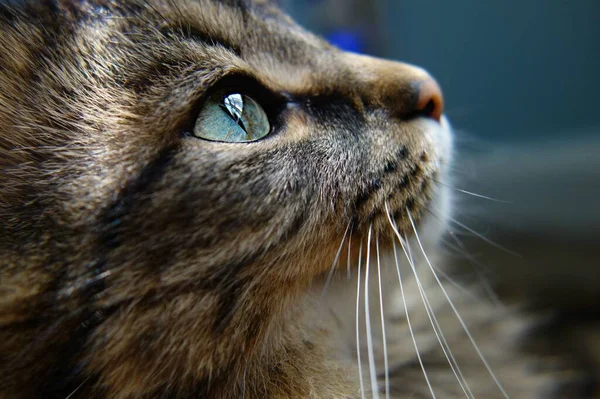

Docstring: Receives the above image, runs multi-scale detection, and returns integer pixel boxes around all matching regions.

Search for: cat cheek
[275,111,313,143]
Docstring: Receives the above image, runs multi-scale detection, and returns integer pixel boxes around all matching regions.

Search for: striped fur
[0,0,593,398]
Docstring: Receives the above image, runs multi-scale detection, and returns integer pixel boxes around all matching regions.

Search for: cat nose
[413,77,444,122]
[343,53,445,122]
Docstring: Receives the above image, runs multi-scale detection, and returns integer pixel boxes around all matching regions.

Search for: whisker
[442,228,498,280]
[386,204,472,398]
[385,204,436,399]
[402,237,474,399]
[429,177,510,203]
[142,0,170,25]
[440,235,472,257]
[376,237,390,399]
[364,225,380,399]
[64,376,91,399]
[347,225,353,280]
[428,263,482,304]
[446,216,521,257]
[452,188,510,203]
[165,0,187,35]
[356,238,366,399]
[407,210,510,399]
[321,221,352,297]
[448,231,505,308]
[58,270,112,299]
[421,200,520,258]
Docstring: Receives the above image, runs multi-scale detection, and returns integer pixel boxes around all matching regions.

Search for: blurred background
[281,0,600,311]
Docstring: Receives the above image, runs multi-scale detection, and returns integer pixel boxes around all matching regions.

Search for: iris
[193,91,270,142]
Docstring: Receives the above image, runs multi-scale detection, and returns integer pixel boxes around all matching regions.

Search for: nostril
[421,99,437,119]
[415,78,444,122]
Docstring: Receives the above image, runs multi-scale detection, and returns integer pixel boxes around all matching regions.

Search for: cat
[0,0,593,397]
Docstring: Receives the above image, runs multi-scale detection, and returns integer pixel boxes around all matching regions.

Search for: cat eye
[193,91,270,142]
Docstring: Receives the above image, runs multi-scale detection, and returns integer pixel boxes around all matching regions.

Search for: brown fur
[0,0,594,398]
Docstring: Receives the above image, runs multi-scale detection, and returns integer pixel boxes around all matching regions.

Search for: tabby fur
[0,0,593,398]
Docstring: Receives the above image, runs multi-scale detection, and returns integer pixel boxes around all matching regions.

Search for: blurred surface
[453,134,600,310]
[282,0,600,310]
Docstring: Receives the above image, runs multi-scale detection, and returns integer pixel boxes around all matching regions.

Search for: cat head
[0,0,451,395]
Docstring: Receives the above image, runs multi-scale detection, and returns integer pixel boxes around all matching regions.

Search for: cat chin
[412,115,454,246]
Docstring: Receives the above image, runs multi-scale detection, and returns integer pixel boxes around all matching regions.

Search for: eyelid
[207,74,287,119]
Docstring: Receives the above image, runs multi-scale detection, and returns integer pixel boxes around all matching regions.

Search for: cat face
[0,0,451,396]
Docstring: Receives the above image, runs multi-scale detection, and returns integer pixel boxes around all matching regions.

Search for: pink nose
[414,77,444,122]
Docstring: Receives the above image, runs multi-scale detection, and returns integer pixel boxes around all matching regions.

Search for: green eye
[193,91,270,142]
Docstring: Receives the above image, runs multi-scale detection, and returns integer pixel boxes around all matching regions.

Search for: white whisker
[447,216,521,257]
[408,210,510,399]
[364,224,380,399]
[347,225,353,280]
[356,238,366,399]
[429,263,482,304]
[385,203,472,398]
[448,231,505,308]
[430,178,510,203]
[439,235,470,256]
[385,204,436,399]
[321,221,352,297]
[64,376,91,399]
[376,238,390,399]
[402,237,474,399]
[452,187,509,203]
